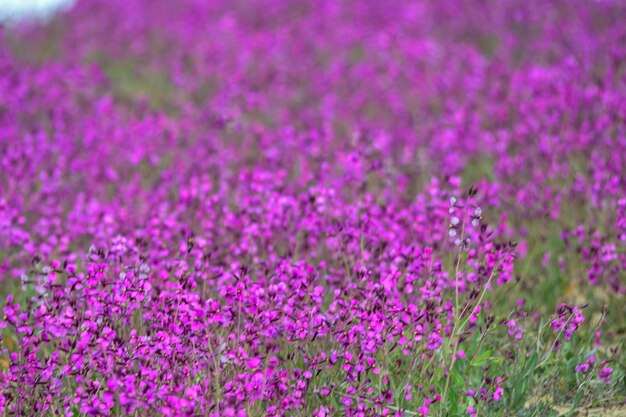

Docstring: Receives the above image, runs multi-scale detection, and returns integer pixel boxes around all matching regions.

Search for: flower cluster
[0,0,624,415]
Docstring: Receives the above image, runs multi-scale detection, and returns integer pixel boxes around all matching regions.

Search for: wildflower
[493,385,504,401]
[599,365,613,383]
[551,304,585,342]
[424,332,442,351]
[575,356,594,374]
[507,319,522,340]
[246,357,262,369]
[404,385,412,401]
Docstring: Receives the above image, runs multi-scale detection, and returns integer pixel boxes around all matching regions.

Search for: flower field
[0,0,625,415]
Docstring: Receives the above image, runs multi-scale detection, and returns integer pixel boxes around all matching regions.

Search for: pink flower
[424,332,442,351]
[599,366,613,383]
[493,385,504,401]
[246,357,262,369]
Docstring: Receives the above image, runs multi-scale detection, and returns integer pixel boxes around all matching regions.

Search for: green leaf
[510,377,528,409]
[448,388,460,414]
[434,365,444,383]
[490,356,504,365]
[471,350,492,368]
[452,370,464,389]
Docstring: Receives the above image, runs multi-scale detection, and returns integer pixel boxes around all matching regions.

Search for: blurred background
[0,0,73,22]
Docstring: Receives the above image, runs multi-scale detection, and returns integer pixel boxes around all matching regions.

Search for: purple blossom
[424,332,443,351]
[0,0,622,415]
[599,366,613,383]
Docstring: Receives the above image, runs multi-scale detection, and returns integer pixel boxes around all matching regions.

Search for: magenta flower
[599,366,613,383]
[0,0,623,414]
[424,332,443,351]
